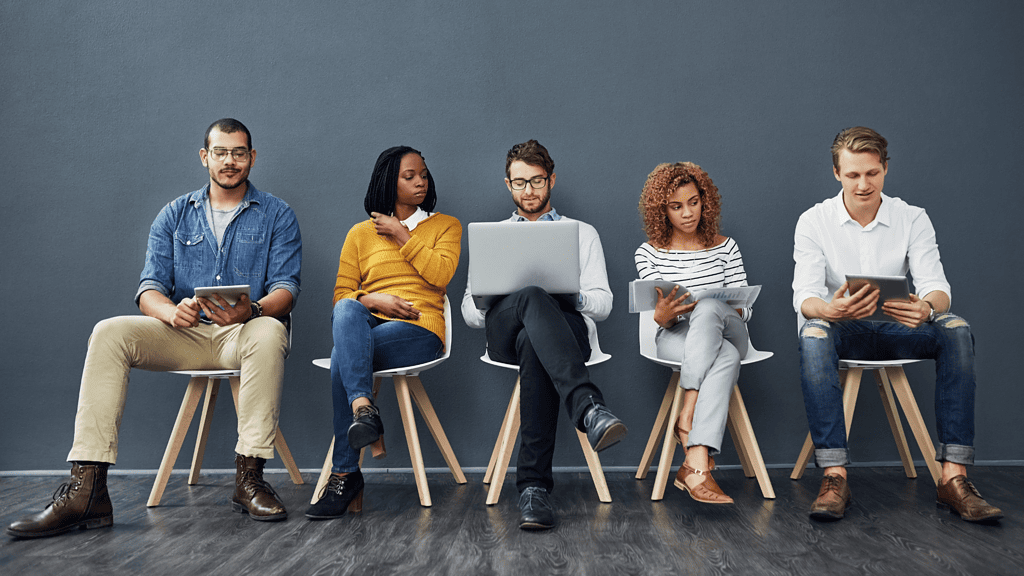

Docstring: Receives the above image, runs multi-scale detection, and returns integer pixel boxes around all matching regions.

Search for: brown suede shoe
[936,475,1003,523]
[809,474,851,521]
[231,454,287,522]
[6,463,114,539]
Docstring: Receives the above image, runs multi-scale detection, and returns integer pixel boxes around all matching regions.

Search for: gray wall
[2,1,1021,473]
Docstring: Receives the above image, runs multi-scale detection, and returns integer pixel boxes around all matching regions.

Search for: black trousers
[485,286,605,492]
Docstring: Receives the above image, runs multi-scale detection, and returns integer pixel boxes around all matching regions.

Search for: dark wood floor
[1,467,1021,575]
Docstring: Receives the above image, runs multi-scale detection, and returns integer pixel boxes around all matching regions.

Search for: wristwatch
[248,300,263,322]
[925,300,936,323]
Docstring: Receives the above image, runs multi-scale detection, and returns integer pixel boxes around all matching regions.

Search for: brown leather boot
[231,453,287,522]
[5,463,114,539]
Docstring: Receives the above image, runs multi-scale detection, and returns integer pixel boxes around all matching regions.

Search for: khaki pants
[68,315,289,464]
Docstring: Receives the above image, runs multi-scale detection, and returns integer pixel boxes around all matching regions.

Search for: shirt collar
[402,207,431,231]
[510,206,561,222]
[833,189,891,230]
[188,182,260,209]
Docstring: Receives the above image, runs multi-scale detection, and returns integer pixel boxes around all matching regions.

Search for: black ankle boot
[348,404,384,450]
[6,462,113,539]
[305,470,365,519]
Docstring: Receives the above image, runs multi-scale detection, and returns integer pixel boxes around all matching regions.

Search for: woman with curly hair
[305,146,461,519]
[635,162,752,505]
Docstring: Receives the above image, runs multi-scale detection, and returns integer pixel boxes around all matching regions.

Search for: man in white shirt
[792,126,1002,523]
[462,140,627,530]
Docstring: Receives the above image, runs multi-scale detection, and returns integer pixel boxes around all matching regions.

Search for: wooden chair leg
[636,374,678,480]
[873,369,917,479]
[312,437,335,504]
[148,377,206,507]
[484,384,519,485]
[486,381,521,505]
[395,375,431,507]
[404,375,467,484]
[273,427,304,485]
[651,385,684,501]
[791,368,863,480]
[726,385,775,499]
[576,430,612,503]
[885,368,942,485]
[365,378,387,459]
[188,378,220,485]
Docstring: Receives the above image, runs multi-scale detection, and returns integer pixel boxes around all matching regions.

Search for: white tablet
[194,284,250,308]
[845,274,910,322]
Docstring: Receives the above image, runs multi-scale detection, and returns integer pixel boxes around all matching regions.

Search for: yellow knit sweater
[333,213,462,346]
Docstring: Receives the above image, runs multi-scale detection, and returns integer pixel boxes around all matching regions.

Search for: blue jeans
[330,299,443,473]
[799,313,976,468]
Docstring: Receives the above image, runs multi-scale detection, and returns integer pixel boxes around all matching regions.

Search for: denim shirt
[135,182,302,308]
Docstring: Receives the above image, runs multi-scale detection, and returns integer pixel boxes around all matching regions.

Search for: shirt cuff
[267,282,300,307]
[135,281,169,306]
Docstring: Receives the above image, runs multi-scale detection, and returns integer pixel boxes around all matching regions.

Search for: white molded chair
[790,358,941,485]
[148,316,303,508]
[311,296,466,508]
[635,309,776,500]
[481,316,613,505]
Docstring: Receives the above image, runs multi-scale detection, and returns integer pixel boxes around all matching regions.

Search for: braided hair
[364,146,437,217]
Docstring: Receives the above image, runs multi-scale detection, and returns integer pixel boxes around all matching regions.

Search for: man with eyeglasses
[7,119,302,539]
[461,139,627,530]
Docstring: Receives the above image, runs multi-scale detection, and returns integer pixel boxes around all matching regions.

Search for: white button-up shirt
[792,191,951,331]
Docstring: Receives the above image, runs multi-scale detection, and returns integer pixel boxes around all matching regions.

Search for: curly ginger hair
[639,162,721,249]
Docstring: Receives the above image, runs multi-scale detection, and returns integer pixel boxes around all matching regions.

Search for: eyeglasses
[509,175,549,190]
[207,147,251,162]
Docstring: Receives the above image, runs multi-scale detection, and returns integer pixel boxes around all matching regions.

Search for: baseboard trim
[3,460,1022,477]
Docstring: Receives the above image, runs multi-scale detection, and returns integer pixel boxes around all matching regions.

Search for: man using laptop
[793,126,1001,523]
[7,119,302,539]
[462,139,627,530]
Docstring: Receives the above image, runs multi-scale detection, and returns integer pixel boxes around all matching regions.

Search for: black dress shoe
[348,404,384,450]
[305,470,365,519]
[518,486,555,530]
[582,401,628,452]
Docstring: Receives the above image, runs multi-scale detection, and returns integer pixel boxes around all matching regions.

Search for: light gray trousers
[655,298,748,454]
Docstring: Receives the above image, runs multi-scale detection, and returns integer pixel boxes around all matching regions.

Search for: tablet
[845,274,910,322]
[194,284,251,308]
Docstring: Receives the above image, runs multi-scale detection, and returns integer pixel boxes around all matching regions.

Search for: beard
[210,167,248,190]
[513,190,551,214]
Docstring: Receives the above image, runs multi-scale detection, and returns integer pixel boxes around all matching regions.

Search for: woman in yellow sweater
[306,146,462,519]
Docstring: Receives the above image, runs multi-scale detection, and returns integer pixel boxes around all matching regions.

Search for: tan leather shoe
[937,475,1003,523]
[674,463,733,504]
[5,463,113,539]
[232,454,287,522]
[809,474,851,521]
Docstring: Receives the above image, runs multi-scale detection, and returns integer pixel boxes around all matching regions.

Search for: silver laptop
[468,220,581,309]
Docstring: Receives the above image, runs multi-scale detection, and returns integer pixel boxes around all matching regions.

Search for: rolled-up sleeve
[265,206,302,305]
[135,203,176,306]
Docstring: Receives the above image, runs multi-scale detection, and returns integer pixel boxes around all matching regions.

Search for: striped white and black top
[634,237,752,321]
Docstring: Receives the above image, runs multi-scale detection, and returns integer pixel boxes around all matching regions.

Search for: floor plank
[2,468,1021,575]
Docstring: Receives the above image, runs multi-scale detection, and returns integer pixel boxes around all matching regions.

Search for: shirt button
[186,241,191,245]
[216,275,221,281]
